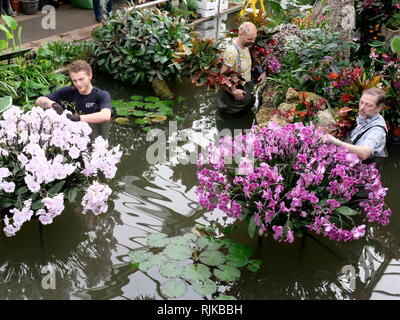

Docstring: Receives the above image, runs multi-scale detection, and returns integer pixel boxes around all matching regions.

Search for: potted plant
[20,0,39,15]
[11,0,20,13]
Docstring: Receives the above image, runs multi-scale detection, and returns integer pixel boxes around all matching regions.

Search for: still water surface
[1,14,399,300]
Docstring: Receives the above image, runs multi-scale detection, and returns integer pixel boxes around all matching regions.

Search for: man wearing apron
[326,88,388,164]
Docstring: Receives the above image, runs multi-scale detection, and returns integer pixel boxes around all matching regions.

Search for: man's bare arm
[80,109,112,124]
[327,134,372,161]
[36,96,56,109]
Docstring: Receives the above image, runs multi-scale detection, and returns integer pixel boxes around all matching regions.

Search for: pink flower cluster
[196,122,391,243]
[0,106,122,237]
[81,182,112,215]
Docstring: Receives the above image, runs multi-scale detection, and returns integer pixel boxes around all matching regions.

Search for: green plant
[386,12,400,30]
[0,15,22,53]
[92,8,191,85]
[36,41,93,70]
[129,230,261,299]
[0,60,70,107]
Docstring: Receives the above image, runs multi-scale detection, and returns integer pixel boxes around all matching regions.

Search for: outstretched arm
[326,134,372,161]
[79,108,112,124]
[36,96,56,109]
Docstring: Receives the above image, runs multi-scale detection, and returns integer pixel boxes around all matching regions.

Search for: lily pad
[197,236,222,250]
[226,253,248,268]
[214,265,241,282]
[163,244,192,261]
[199,250,225,266]
[183,264,211,282]
[169,236,189,246]
[144,96,160,102]
[228,243,253,258]
[149,254,169,266]
[147,233,170,248]
[183,233,198,243]
[192,279,217,297]
[247,259,262,272]
[160,279,187,299]
[115,117,132,125]
[150,114,167,123]
[129,249,153,263]
[138,260,153,272]
[216,295,237,300]
[130,95,144,101]
[159,262,183,278]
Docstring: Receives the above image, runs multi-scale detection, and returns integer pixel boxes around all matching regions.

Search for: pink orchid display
[0,106,122,237]
[196,122,391,243]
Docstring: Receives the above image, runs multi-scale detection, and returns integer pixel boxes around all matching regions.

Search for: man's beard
[244,42,253,48]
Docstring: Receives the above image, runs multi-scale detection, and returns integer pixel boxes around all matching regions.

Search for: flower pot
[392,126,400,137]
[20,0,39,15]
[11,0,20,13]
[382,27,400,46]
[197,0,217,11]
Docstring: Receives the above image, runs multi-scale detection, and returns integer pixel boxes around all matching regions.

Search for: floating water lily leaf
[150,115,167,122]
[220,238,236,249]
[115,117,132,125]
[228,243,253,257]
[160,279,187,299]
[177,96,186,103]
[144,112,155,118]
[192,279,217,296]
[130,95,144,101]
[214,264,241,282]
[157,106,174,116]
[129,249,153,263]
[147,233,170,248]
[183,264,211,282]
[183,233,198,243]
[226,253,248,267]
[163,244,192,261]
[196,236,221,250]
[199,250,225,266]
[144,96,160,102]
[169,236,189,246]
[138,260,153,272]
[132,111,147,117]
[247,259,262,272]
[216,295,237,300]
[149,254,169,266]
[159,262,183,278]
[134,118,149,125]
[127,101,144,108]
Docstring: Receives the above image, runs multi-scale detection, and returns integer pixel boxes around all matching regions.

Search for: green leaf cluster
[92,8,191,85]
[129,232,262,299]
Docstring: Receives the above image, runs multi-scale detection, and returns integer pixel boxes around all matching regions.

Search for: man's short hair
[239,22,257,35]
[362,88,386,107]
[68,60,92,75]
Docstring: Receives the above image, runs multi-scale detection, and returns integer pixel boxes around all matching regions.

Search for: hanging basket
[20,0,39,15]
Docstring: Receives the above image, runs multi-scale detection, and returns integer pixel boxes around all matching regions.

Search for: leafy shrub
[92,8,191,85]
[36,41,93,70]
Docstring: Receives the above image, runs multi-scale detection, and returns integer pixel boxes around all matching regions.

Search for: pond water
[1,13,400,300]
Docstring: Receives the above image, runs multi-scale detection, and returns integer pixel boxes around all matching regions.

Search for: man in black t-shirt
[36,60,112,140]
